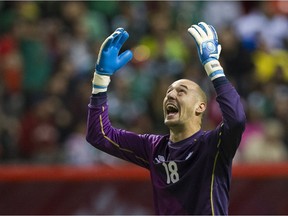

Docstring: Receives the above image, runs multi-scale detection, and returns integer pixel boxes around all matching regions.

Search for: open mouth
[166,103,179,117]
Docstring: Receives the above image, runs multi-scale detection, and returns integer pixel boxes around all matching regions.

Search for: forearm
[212,76,246,159]
[213,77,246,130]
[91,92,108,106]
[212,76,228,89]
[86,94,109,147]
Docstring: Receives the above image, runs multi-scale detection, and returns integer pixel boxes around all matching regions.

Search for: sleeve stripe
[210,123,224,215]
[93,84,108,89]
[99,106,149,165]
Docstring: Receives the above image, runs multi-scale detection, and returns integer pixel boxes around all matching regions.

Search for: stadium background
[0,1,287,214]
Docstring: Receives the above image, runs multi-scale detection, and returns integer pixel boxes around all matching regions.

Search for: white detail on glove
[92,72,111,94]
[204,60,225,81]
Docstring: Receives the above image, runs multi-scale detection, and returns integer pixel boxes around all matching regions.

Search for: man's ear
[196,102,206,115]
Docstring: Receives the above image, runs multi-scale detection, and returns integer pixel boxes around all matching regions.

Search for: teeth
[167,104,176,109]
[166,104,178,113]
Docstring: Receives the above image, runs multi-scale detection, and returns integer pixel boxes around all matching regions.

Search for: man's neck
[169,125,201,143]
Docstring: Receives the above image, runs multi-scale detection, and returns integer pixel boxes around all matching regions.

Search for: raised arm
[86,28,155,168]
[188,22,246,159]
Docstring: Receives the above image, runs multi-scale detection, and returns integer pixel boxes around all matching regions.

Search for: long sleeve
[86,93,160,169]
[212,77,246,160]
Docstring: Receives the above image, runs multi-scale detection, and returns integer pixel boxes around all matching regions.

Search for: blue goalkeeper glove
[188,22,225,81]
[92,28,133,94]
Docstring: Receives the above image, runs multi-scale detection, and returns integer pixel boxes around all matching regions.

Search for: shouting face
[163,79,206,129]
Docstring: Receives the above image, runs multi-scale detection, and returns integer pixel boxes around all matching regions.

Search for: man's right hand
[188,22,225,81]
[92,28,133,94]
[96,28,133,76]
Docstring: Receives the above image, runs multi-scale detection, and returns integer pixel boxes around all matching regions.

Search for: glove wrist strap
[204,60,225,81]
[92,72,111,94]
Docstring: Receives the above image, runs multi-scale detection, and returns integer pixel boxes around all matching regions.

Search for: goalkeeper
[86,22,246,215]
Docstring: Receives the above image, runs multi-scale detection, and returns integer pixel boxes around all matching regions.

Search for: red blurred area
[0,163,288,214]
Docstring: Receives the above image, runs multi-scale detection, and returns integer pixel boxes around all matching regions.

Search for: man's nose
[167,89,176,100]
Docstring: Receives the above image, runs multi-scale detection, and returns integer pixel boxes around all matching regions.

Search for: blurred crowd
[0,1,287,165]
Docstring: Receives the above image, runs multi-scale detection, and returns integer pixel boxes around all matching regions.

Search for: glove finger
[115,31,129,49]
[192,25,208,38]
[101,29,123,52]
[198,22,213,39]
[218,44,222,55]
[111,28,124,39]
[117,50,133,69]
[115,27,124,33]
[209,25,218,41]
[111,29,125,48]
[188,26,203,45]
[97,35,115,65]
[100,36,114,52]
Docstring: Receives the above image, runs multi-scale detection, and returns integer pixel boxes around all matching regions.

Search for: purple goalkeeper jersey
[86,79,246,215]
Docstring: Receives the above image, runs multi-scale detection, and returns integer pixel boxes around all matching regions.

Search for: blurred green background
[0,1,287,165]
